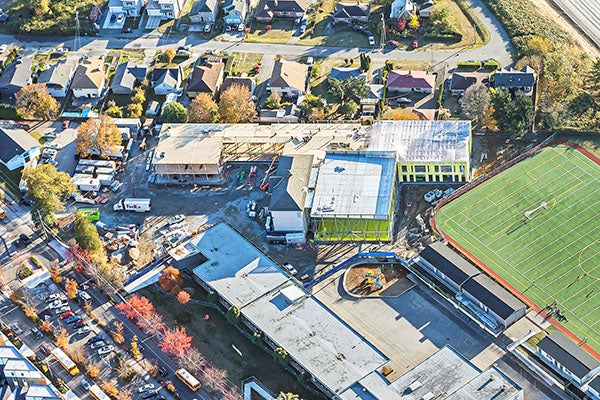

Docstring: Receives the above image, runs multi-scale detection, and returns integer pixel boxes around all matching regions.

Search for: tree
[163,48,176,63]
[408,14,420,30]
[56,328,69,349]
[310,63,321,79]
[218,84,257,123]
[39,320,52,332]
[177,290,191,305]
[263,92,281,110]
[65,278,78,299]
[86,362,101,378]
[339,100,358,118]
[327,76,369,105]
[16,84,59,120]
[111,321,125,345]
[158,326,192,358]
[273,347,289,366]
[76,116,122,158]
[359,53,372,72]
[161,102,188,123]
[276,393,300,400]
[203,366,227,392]
[127,103,143,118]
[396,17,406,32]
[22,164,74,226]
[460,83,492,127]
[115,295,155,321]
[131,87,146,104]
[116,388,133,400]
[223,387,243,400]
[226,305,241,324]
[381,108,420,120]
[178,347,204,373]
[74,212,105,264]
[50,264,62,284]
[135,310,166,336]
[101,381,119,397]
[158,266,183,295]
[188,93,219,123]
[490,89,534,136]
[23,305,38,319]
[526,36,554,57]
[105,100,123,117]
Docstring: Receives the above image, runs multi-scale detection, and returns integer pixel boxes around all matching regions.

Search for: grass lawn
[435,144,600,353]
[309,57,351,100]
[139,282,314,398]
[108,49,147,64]
[315,218,391,241]
[245,20,294,44]
[227,52,263,77]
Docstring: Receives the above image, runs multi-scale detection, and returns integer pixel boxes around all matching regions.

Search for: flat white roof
[368,120,471,163]
[191,223,291,308]
[311,152,396,218]
[242,284,389,395]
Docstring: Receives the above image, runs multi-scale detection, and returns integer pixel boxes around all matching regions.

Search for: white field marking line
[510,187,600,273]
[582,303,600,322]
[569,280,600,313]
[551,268,598,307]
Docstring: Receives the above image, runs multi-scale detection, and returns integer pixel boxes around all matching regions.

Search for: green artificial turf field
[435,145,600,353]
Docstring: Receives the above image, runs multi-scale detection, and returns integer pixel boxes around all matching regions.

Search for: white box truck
[113,198,152,212]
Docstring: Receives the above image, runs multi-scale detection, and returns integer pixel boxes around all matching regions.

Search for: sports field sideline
[435,144,600,354]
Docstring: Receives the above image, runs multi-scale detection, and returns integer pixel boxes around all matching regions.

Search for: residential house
[152,66,184,95]
[449,71,490,97]
[0,58,32,99]
[268,155,313,233]
[0,127,40,171]
[190,0,219,25]
[419,0,434,17]
[259,104,301,123]
[268,59,308,98]
[536,331,600,388]
[222,0,247,26]
[186,62,225,98]
[38,59,75,98]
[386,69,435,93]
[70,59,107,98]
[332,2,371,24]
[389,0,414,19]
[221,75,255,94]
[111,62,148,95]
[329,66,366,81]
[493,66,536,96]
[104,0,142,29]
[255,0,310,22]
[146,0,183,29]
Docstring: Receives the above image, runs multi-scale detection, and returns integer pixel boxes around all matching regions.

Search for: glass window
[415,165,426,173]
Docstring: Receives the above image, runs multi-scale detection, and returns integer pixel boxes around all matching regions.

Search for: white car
[45,293,63,303]
[168,215,185,225]
[97,345,114,355]
[368,36,375,46]
[204,24,212,33]
[45,142,62,150]
[75,326,91,335]
[138,384,156,394]
[42,132,58,139]
[48,299,68,309]
[282,262,298,276]
[54,305,70,314]
[90,340,106,350]
[0,44,7,53]
[397,97,412,104]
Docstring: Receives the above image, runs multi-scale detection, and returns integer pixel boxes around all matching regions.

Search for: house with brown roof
[186,62,225,98]
[71,59,107,98]
[254,0,310,22]
[332,2,371,24]
[268,59,308,98]
[386,70,435,93]
[221,75,255,95]
[450,71,490,97]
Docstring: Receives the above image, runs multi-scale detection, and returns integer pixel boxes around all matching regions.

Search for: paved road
[551,0,600,48]
[0,0,514,68]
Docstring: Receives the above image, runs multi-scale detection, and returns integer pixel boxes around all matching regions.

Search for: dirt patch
[344,265,414,297]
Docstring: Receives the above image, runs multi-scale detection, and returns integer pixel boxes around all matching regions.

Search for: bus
[51,348,79,375]
[89,384,111,400]
[175,368,201,391]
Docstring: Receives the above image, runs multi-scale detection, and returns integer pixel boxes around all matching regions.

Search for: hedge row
[480,0,572,56]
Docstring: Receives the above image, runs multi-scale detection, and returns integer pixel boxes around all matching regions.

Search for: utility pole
[379,13,386,50]
[73,8,81,51]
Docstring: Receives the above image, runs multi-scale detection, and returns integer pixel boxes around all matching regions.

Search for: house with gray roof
[268,155,313,233]
[0,127,40,171]
[38,59,76,98]
[536,331,600,388]
[152,66,183,95]
[190,0,218,25]
[493,66,536,96]
[222,0,246,26]
[111,62,148,95]
[329,66,366,81]
[332,1,371,24]
[0,58,32,99]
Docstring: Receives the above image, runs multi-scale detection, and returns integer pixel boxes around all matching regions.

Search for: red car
[412,39,419,49]
[40,344,51,356]
[62,120,70,129]
[73,319,86,328]
[59,310,74,319]
[16,121,30,131]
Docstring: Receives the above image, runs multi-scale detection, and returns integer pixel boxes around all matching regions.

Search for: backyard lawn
[245,20,295,44]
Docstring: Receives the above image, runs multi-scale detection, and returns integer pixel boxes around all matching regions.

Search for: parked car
[11,323,22,334]
[81,379,91,391]
[46,293,63,303]
[75,326,91,335]
[65,315,81,324]
[48,299,68,309]
[42,148,57,159]
[19,197,34,206]
[19,233,32,245]
[16,121,30,131]
[39,344,51,356]
[412,39,419,49]
[158,366,169,377]
[54,305,70,314]
[397,97,412,104]
[73,319,86,328]
[77,290,92,302]
[90,340,106,350]
[138,384,155,394]
[203,24,212,33]
[31,327,43,339]
[368,35,375,46]
[88,334,105,344]
[59,310,74,319]
[61,120,70,129]
[97,345,114,355]
[282,262,298,276]
[168,215,185,225]
[141,390,158,399]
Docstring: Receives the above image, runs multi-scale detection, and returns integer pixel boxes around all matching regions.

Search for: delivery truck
[113,198,152,212]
